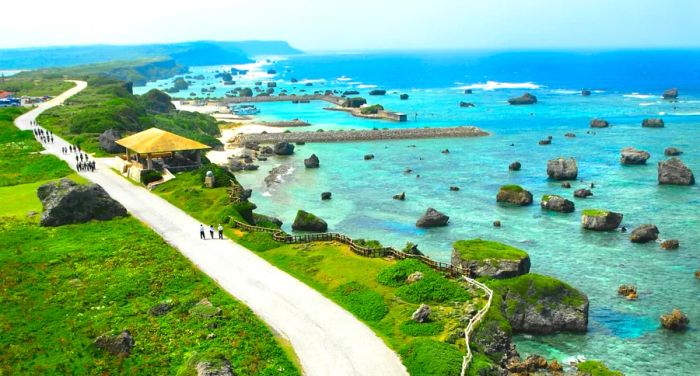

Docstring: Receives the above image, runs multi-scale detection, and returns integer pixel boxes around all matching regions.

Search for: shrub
[499,184,523,192]
[360,104,384,115]
[353,238,384,250]
[396,274,470,304]
[377,259,432,287]
[140,169,162,185]
[576,360,624,376]
[332,282,389,322]
[399,339,463,376]
[399,320,444,337]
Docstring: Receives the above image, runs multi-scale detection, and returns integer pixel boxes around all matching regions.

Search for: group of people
[200,224,224,240]
[77,160,96,172]
[32,127,54,144]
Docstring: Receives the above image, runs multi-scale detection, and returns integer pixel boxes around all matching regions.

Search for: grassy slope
[0,109,299,375]
[453,239,528,261]
[0,76,75,97]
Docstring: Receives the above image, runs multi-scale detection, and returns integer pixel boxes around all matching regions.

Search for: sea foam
[459,81,540,91]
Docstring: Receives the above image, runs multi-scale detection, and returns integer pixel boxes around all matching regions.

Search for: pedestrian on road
[200,224,206,239]
[218,224,223,239]
[75,155,79,163]
[209,225,215,239]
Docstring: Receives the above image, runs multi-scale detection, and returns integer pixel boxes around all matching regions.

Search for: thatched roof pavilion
[116,128,210,170]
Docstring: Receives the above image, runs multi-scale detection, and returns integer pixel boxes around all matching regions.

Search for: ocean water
[135,50,700,375]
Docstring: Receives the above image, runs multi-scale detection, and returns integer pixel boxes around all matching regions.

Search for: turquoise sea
[135,51,700,375]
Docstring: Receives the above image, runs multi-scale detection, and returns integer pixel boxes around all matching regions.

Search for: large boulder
[660,309,689,331]
[547,157,578,180]
[273,142,295,155]
[292,210,328,232]
[574,189,593,198]
[590,119,609,128]
[541,195,575,213]
[341,97,367,108]
[508,161,521,171]
[496,185,533,206]
[581,209,623,231]
[304,154,320,168]
[664,147,683,156]
[642,118,665,128]
[660,239,680,250]
[94,330,135,356]
[508,93,537,105]
[416,208,449,228]
[620,147,651,165]
[658,158,695,185]
[630,224,659,243]
[411,304,432,323]
[368,89,386,96]
[38,179,127,227]
[662,88,678,99]
[451,239,530,279]
[195,357,234,376]
[99,129,125,153]
[492,274,589,334]
[140,89,176,113]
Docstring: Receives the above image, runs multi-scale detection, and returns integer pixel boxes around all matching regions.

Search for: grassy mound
[582,209,609,217]
[499,184,524,192]
[453,239,528,262]
[577,360,624,376]
[487,273,586,314]
[399,339,463,376]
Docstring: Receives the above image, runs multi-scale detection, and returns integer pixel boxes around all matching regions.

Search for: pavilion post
[147,153,153,170]
[195,150,201,166]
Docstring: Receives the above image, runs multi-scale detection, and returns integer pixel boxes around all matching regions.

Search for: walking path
[15,81,408,376]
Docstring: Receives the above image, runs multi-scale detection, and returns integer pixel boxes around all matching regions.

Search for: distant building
[0,97,20,107]
[0,91,14,99]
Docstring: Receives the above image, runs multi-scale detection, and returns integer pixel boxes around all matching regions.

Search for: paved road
[15,81,408,376]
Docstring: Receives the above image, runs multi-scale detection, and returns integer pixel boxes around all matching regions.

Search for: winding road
[15,81,408,376]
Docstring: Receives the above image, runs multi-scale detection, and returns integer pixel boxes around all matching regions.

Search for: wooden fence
[230,219,493,374]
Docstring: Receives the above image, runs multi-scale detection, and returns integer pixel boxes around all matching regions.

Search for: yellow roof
[116,128,211,154]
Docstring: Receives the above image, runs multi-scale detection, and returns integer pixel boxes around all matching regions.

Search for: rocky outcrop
[630,224,659,243]
[292,210,328,232]
[581,210,623,231]
[452,239,530,279]
[664,147,683,156]
[509,161,521,171]
[321,192,332,200]
[304,154,320,168]
[620,147,651,165]
[660,309,689,331]
[38,179,127,227]
[618,285,638,300]
[590,119,609,128]
[364,154,374,160]
[341,97,367,108]
[494,274,589,334]
[416,208,449,228]
[149,302,173,316]
[496,185,533,206]
[411,304,431,323]
[253,213,283,228]
[581,89,591,96]
[574,188,593,198]
[195,357,234,376]
[541,195,575,213]
[565,132,576,138]
[547,157,578,180]
[507,93,537,105]
[94,330,135,356]
[99,129,124,153]
[507,355,550,374]
[393,192,405,200]
[140,89,176,113]
[662,88,678,99]
[368,89,386,96]
[658,158,695,185]
[400,93,409,100]
[660,239,679,250]
[459,101,475,108]
[273,142,295,155]
[406,271,423,284]
[642,118,665,128]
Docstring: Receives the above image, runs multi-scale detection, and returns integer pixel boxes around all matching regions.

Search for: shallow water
[136,51,700,375]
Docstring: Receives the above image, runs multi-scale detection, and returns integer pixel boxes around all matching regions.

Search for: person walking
[218,224,223,239]
[200,224,206,239]
[209,225,215,239]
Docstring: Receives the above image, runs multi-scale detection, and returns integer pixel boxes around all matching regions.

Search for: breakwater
[230,126,488,145]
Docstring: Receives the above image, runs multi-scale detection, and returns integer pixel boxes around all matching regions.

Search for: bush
[396,274,470,304]
[360,104,384,115]
[576,360,624,376]
[140,170,162,185]
[499,184,523,192]
[377,259,432,287]
[353,238,384,250]
[332,282,388,322]
[399,339,463,376]
[399,320,444,336]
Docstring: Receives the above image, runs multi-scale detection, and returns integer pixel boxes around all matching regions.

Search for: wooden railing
[230,219,493,373]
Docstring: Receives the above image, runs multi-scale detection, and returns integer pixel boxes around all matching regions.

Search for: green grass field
[0,77,75,97]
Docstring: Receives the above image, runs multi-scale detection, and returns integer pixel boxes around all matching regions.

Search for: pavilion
[116,128,210,172]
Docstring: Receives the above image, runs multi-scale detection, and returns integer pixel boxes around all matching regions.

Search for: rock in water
[658,158,695,185]
[509,161,521,171]
[541,195,575,213]
[416,208,449,228]
[94,330,135,356]
[195,357,234,376]
[99,129,125,153]
[660,239,680,250]
[561,182,571,188]
[538,139,551,145]
[496,185,533,206]
[581,89,591,96]
[393,192,405,200]
[411,304,432,323]
[574,189,593,198]
[618,284,637,298]
[620,147,651,165]
[660,309,689,331]
[459,101,475,108]
[664,147,683,156]
[662,88,679,99]
[38,179,127,227]
[451,239,530,279]
[321,192,332,200]
[304,154,320,168]
[507,93,537,105]
[581,209,623,231]
[364,154,375,160]
[368,89,386,95]
[292,210,328,232]
[642,118,665,128]
[590,119,610,128]
[494,274,589,334]
[630,224,659,243]
[565,132,576,138]
[273,142,295,155]
[547,158,578,180]
[400,93,409,100]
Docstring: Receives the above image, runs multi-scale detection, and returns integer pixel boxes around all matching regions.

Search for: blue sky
[1,0,698,50]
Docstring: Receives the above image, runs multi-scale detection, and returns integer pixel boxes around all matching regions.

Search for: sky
[1,0,699,51]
